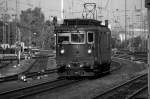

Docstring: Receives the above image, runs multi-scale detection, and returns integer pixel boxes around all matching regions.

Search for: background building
[0,21,16,45]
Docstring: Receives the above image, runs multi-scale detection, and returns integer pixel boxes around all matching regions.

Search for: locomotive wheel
[103,63,111,75]
[106,63,111,73]
[92,63,111,79]
[92,66,102,79]
[57,66,66,73]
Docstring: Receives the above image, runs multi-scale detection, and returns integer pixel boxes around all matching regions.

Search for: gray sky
[0,0,146,28]
[1,0,145,18]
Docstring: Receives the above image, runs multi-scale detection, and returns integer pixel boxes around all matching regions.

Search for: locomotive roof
[55,18,110,32]
[61,19,105,26]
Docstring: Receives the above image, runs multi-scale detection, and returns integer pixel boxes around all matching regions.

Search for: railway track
[93,73,147,99]
[0,60,121,99]
[0,55,54,82]
[0,61,12,69]
[0,56,120,83]
[113,53,147,63]
[0,68,57,83]
[0,78,80,99]
[126,85,147,99]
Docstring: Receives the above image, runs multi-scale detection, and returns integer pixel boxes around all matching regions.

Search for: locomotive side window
[87,32,94,43]
[57,33,70,44]
[71,33,85,44]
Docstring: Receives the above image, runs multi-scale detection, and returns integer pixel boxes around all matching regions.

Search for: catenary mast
[61,0,64,19]
[145,0,150,98]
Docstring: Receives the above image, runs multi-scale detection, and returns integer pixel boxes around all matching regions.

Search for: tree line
[19,7,55,50]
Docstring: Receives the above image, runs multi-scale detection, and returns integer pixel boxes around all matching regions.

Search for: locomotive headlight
[88,49,92,54]
[80,64,84,67]
[67,64,71,67]
[60,49,65,54]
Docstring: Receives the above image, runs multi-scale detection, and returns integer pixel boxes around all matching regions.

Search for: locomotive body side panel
[100,28,111,64]
[94,30,101,65]
[93,27,111,73]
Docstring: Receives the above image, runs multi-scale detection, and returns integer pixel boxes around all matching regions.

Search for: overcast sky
[2,0,145,19]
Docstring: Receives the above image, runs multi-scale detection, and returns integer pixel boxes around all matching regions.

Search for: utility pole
[140,0,143,35]
[16,0,21,66]
[131,11,134,51]
[71,0,74,17]
[2,13,5,44]
[5,0,10,44]
[125,0,127,47]
[61,0,64,19]
[145,0,150,98]
[2,0,8,44]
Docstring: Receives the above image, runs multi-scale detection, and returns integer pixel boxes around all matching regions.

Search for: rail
[126,85,147,99]
[93,73,147,99]
[0,78,79,99]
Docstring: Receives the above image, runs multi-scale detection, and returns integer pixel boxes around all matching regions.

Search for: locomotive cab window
[87,32,94,43]
[57,33,70,44]
[71,32,85,44]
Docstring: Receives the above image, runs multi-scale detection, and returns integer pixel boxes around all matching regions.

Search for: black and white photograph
[0,0,149,99]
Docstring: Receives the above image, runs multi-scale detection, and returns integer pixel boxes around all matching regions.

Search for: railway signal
[145,0,150,98]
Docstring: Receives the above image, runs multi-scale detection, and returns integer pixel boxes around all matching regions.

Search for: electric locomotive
[55,19,111,77]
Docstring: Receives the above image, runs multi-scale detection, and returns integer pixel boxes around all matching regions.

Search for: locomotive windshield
[58,33,70,44]
[57,32,85,44]
[71,33,85,44]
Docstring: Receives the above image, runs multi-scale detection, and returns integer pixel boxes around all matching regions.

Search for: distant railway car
[55,19,111,78]
[0,47,16,59]
[129,40,147,54]
[31,48,40,55]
